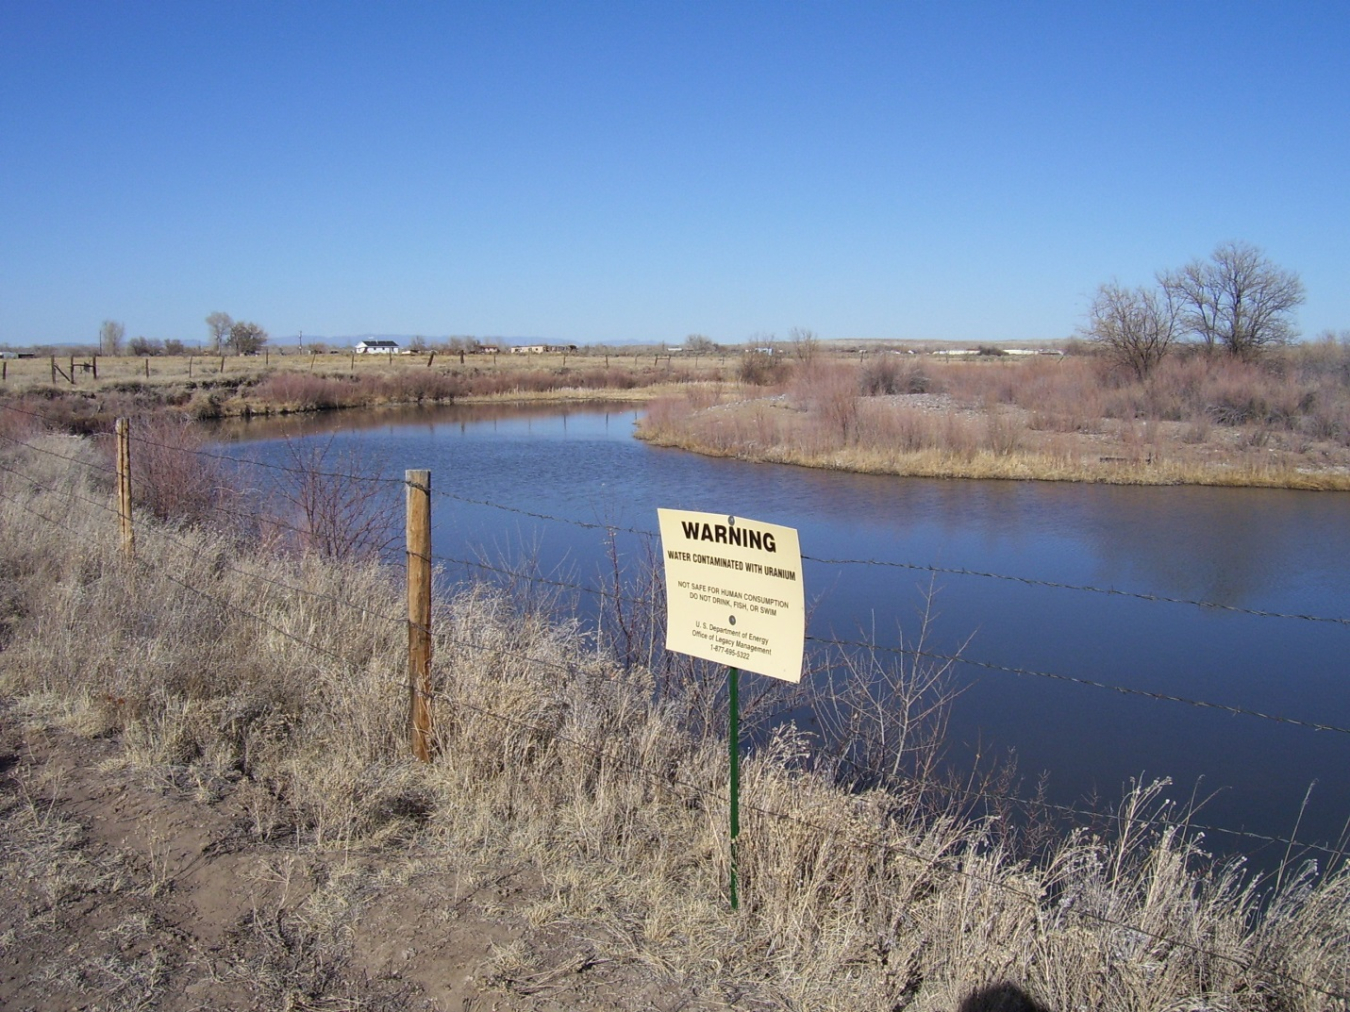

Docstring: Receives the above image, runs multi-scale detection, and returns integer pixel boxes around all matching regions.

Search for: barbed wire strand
[808,633,1350,736]
[0,430,120,474]
[824,749,1350,863]
[804,554,1350,628]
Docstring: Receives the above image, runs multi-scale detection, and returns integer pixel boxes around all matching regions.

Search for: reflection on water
[216,404,1350,862]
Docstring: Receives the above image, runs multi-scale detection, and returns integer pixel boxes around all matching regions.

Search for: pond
[213,402,1350,868]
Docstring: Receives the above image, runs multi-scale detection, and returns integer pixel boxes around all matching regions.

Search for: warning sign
[658,509,805,683]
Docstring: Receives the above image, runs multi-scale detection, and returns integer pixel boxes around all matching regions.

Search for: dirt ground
[0,705,720,1012]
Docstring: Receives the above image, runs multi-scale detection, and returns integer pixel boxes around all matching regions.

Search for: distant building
[355,340,400,354]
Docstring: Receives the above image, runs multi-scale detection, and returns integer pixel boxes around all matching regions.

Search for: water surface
[215,404,1350,864]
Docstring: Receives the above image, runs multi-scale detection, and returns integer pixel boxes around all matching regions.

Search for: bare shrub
[1017,358,1104,433]
[253,372,354,410]
[1203,360,1305,426]
[265,436,400,560]
[792,363,860,444]
[373,370,464,403]
[810,588,959,794]
[1301,394,1350,445]
[738,348,789,386]
[860,354,931,396]
[0,403,42,445]
[984,408,1023,456]
[943,412,981,460]
[127,414,235,526]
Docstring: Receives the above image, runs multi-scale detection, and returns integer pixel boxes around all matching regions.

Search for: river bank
[635,350,1350,491]
[2,433,1347,1010]
[0,349,723,433]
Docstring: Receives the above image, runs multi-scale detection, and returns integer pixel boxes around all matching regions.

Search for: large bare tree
[99,319,125,356]
[205,311,233,353]
[1084,281,1179,379]
[1161,241,1304,361]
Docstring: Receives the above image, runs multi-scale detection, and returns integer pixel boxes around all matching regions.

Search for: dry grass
[1,436,1348,1010]
[0,349,733,434]
[639,348,1350,489]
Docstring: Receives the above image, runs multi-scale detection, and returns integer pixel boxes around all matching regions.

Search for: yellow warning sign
[658,509,805,683]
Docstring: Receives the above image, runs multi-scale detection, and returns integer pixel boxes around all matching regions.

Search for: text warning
[658,508,805,683]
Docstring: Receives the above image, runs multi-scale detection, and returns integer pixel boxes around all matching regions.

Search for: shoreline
[635,427,1350,491]
[5,353,1349,491]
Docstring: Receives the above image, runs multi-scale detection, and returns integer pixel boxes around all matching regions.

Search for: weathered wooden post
[406,469,434,760]
[116,418,134,561]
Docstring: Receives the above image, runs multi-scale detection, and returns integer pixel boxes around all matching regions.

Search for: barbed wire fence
[1,408,1349,1005]
[3,406,1349,845]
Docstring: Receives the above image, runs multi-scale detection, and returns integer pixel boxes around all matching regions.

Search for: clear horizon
[3,2,1347,348]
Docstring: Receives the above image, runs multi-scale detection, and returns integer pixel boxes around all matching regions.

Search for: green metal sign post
[729,665,741,910]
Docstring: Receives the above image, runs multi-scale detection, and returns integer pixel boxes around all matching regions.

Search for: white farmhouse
[355,340,401,355]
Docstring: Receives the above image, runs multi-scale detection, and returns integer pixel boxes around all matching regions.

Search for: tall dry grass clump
[1,436,1348,1009]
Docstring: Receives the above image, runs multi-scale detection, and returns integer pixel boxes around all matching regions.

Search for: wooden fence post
[116,418,134,561]
[406,469,434,760]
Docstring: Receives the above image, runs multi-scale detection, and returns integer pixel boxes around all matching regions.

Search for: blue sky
[2,1,1347,347]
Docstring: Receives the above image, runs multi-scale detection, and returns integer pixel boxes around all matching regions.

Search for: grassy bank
[8,343,1350,490]
[1,433,1347,1010]
[0,348,732,433]
[637,346,1350,490]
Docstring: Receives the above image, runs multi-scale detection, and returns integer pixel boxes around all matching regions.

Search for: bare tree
[683,334,715,357]
[226,320,268,355]
[1084,281,1179,379]
[205,311,233,353]
[1161,241,1305,361]
[789,326,820,364]
[99,319,125,356]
